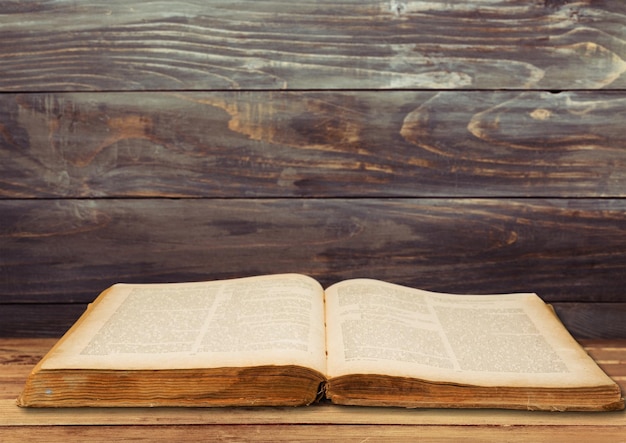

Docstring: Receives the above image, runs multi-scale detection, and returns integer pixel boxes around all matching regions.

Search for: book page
[325,279,613,388]
[41,274,326,373]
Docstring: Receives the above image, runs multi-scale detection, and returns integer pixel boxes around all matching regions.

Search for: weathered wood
[2,0,625,345]
[0,305,85,338]
[2,91,626,198]
[1,0,625,91]
[3,424,626,442]
[2,198,625,304]
[552,304,626,339]
[1,338,624,441]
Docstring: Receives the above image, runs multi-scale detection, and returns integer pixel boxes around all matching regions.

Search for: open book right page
[324,279,615,389]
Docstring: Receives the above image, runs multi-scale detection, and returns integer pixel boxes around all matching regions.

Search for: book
[17,274,624,411]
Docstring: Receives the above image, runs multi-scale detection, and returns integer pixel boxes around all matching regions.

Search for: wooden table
[1,338,625,441]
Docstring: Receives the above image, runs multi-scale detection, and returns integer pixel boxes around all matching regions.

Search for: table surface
[1,338,625,442]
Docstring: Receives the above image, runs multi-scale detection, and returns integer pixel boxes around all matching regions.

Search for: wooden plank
[2,198,626,305]
[1,424,624,443]
[2,303,626,339]
[0,305,84,338]
[583,341,626,378]
[2,91,626,199]
[554,304,626,339]
[3,399,625,428]
[1,1,625,91]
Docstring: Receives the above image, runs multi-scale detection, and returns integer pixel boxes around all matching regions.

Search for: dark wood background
[1,0,625,338]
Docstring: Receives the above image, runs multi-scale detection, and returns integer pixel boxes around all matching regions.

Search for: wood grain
[2,91,625,198]
[2,0,626,343]
[2,198,625,304]
[552,304,626,339]
[2,424,626,443]
[0,305,86,338]
[1,0,625,91]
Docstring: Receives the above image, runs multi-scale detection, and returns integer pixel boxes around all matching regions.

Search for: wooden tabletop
[1,338,624,441]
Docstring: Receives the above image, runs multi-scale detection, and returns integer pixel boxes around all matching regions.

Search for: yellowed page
[324,279,614,388]
[41,274,326,373]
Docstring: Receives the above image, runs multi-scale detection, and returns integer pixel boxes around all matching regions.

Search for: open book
[18,274,624,411]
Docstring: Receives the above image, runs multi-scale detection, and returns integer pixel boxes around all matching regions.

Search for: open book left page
[39,274,328,372]
[18,274,328,407]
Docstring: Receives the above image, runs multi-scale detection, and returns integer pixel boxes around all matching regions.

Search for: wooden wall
[1,0,625,338]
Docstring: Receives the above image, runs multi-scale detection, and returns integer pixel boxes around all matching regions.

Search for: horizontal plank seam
[2,88,626,95]
[2,196,626,201]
